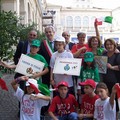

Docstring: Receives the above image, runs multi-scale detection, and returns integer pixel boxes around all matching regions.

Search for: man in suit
[62,31,74,51]
[38,26,56,88]
[14,29,38,87]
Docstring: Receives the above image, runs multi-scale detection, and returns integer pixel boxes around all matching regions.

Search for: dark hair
[22,86,35,103]
[82,59,96,70]
[104,38,117,51]
[77,32,86,38]
[96,82,108,90]
[88,36,102,48]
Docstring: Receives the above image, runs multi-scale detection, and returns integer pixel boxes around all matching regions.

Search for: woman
[88,36,104,56]
[87,21,104,56]
[102,39,120,94]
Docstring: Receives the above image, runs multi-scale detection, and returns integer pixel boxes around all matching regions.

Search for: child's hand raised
[112,84,117,94]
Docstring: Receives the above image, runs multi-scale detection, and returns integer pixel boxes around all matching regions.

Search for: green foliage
[18,23,46,41]
[0,11,20,60]
[0,10,46,60]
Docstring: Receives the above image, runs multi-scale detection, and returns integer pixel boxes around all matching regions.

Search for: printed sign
[15,54,45,76]
[95,56,108,74]
[53,58,82,76]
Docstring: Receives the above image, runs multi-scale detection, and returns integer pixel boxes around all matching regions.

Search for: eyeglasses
[63,34,70,37]
[30,34,37,37]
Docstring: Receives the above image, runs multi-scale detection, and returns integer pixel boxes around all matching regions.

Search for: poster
[15,54,45,76]
[95,56,108,74]
[53,58,82,76]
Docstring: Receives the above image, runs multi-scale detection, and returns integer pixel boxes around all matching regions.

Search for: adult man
[14,29,38,87]
[38,26,56,88]
[62,31,74,51]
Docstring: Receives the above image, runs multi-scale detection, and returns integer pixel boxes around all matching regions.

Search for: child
[1,39,49,80]
[77,52,100,104]
[94,82,116,120]
[50,36,74,95]
[48,81,78,120]
[78,79,99,120]
[11,76,51,120]
[79,52,100,82]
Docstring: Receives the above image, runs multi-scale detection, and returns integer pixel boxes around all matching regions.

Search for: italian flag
[95,16,113,25]
[115,84,120,109]
[26,79,56,96]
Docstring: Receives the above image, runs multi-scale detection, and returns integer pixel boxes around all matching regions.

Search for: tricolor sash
[43,40,54,57]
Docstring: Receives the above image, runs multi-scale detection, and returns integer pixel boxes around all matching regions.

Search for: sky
[46,0,120,9]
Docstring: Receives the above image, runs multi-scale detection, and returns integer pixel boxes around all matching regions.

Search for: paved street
[0,74,19,120]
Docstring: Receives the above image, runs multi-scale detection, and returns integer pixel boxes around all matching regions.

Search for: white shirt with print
[94,97,116,120]
[14,87,49,120]
[50,50,73,87]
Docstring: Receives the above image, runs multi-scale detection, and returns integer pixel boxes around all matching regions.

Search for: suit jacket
[38,40,56,87]
[14,40,29,65]
[68,42,75,50]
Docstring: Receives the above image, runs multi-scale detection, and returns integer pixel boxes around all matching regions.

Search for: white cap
[55,36,65,42]
[26,78,38,89]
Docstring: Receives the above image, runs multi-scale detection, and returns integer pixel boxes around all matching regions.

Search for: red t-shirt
[48,94,78,116]
[81,94,99,114]
[71,44,89,59]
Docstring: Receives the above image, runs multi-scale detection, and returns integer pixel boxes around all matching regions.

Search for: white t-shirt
[94,97,116,120]
[50,50,73,87]
[14,87,49,120]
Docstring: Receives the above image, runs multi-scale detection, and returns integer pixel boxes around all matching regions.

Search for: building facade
[1,0,43,31]
[43,0,120,43]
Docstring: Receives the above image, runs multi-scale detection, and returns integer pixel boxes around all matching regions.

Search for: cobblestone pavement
[0,74,19,120]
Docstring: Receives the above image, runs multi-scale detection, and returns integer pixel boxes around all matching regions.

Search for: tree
[0,11,21,60]
[0,10,46,60]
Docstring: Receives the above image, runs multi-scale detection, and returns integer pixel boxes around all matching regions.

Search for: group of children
[0,36,119,120]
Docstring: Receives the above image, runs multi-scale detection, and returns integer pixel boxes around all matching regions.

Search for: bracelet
[15,77,21,83]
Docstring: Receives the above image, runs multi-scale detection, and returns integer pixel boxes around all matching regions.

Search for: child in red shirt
[49,81,78,120]
[78,79,99,120]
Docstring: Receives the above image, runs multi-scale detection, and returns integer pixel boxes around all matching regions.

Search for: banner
[95,56,108,74]
[53,58,82,76]
[15,54,45,76]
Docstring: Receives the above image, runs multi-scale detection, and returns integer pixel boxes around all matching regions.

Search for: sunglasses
[30,34,37,37]
[63,34,70,37]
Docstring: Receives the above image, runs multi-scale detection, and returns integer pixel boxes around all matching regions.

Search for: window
[91,16,96,26]
[66,16,73,27]
[74,16,81,27]
[83,16,89,27]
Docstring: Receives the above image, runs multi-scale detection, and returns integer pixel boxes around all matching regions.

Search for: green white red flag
[95,16,113,25]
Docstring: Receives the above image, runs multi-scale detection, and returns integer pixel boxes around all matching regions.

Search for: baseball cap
[57,81,68,88]
[84,52,94,62]
[31,39,41,47]
[55,36,65,42]
[79,79,96,89]
[26,78,40,94]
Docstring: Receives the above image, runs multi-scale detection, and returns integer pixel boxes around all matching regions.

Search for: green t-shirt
[96,48,104,56]
[27,53,48,68]
[79,66,100,82]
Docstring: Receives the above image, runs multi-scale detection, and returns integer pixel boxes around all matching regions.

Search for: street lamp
[47,10,56,25]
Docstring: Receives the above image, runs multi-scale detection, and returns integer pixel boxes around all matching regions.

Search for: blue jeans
[57,112,78,120]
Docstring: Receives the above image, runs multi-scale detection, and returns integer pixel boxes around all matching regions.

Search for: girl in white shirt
[11,76,51,120]
[94,82,116,120]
